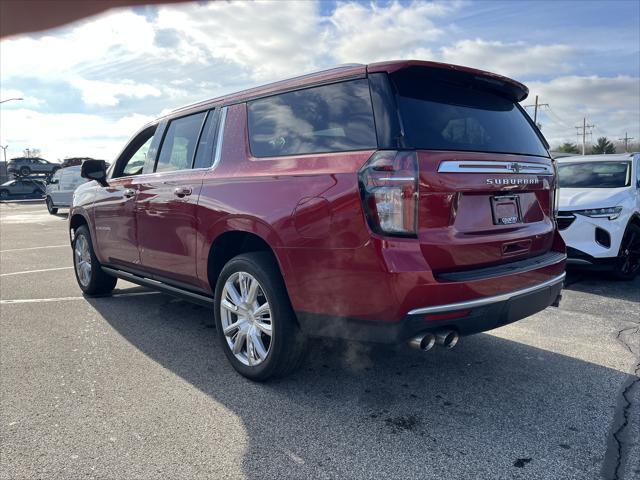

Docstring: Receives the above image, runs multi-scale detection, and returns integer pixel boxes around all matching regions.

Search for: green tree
[557,142,579,153]
[591,137,616,154]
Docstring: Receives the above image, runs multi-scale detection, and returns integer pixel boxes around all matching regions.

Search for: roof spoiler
[367,60,529,102]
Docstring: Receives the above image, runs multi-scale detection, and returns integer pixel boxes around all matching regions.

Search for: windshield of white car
[558,161,631,188]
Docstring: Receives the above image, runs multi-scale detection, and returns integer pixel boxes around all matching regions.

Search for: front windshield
[1,180,15,186]
[558,161,631,188]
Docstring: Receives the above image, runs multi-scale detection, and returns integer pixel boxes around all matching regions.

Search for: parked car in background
[0,178,46,199]
[557,153,640,279]
[61,157,105,168]
[7,157,60,177]
[69,60,566,380]
[46,165,89,214]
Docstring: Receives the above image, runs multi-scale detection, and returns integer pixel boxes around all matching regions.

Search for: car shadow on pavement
[86,294,638,480]
[564,268,640,303]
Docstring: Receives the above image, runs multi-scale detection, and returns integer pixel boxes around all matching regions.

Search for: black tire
[19,166,30,176]
[72,225,117,295]
[46,197,58,214]
[613,224,640,280]
[0,189,8,200]
[214,252,307,381]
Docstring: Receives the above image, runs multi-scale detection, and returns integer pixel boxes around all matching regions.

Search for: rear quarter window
[247,79,377,157]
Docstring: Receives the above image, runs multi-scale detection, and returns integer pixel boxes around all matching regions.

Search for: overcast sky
[1,0,638,161]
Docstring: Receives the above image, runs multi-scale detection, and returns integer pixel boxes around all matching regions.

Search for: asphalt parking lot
[1,201,638,480]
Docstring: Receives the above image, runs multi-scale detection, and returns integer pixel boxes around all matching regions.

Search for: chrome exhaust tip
[434,330,459,349]
[408,333,436,351]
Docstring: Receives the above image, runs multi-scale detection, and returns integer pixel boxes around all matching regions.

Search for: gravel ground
[1,201,638,480]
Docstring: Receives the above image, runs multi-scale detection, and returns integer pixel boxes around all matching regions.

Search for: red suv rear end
[70,60,565,380]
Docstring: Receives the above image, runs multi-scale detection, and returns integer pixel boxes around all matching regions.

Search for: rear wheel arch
[207,230,285,293]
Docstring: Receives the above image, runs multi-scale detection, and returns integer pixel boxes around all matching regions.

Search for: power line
[618,132,635,152]
[523,95,549,124]
[575,118,595,155]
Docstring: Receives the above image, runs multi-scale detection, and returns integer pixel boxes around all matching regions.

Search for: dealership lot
[0,202,638,480]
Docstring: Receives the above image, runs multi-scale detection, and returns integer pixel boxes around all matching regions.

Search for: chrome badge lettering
[486,177,540,185]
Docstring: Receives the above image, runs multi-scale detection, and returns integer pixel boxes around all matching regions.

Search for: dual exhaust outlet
[408,330,459,351]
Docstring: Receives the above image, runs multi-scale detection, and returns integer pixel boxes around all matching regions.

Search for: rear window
[247,79,377,157]
[391,71,548,157]
[558,161,631,188]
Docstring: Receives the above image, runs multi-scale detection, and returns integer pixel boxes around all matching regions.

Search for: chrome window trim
[437,160,553,175]
[408,272,565,315]
[211,106,228,171]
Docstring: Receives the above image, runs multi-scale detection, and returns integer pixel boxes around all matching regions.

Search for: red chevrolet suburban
[70,61,566,380]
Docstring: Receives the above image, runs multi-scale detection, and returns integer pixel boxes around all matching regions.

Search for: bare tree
[22,148,41,158]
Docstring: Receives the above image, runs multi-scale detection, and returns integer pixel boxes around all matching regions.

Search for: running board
[101,267,214,307]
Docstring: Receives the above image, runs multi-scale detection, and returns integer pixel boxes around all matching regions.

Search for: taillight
[551,159,560,220]
[358,150,418,236]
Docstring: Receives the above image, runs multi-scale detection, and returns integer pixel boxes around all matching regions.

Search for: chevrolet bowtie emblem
[508,162,522,173]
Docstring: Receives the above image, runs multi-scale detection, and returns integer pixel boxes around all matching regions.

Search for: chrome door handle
[123,188,136,198]
[173,186,192,197]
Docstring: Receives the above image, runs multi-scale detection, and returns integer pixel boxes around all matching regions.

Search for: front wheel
[19,166,30,176]
[613,224,640,280]
[46,197,58,214]
[214,252,306,381]
[72,225,117,295]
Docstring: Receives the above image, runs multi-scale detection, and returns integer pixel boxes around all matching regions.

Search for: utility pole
[524,95,549,125]
[0,145,7,181]
[618,132,634,152]
[575,117,595,155]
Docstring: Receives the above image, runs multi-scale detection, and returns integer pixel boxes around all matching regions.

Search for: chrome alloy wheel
[220,272,273,366]
[74,234,92,287]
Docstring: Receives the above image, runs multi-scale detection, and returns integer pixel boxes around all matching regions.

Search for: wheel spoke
[232,329,247,355]
[238,273,251,300]
[246,333,255,366]
[221,298,239,313]
[225,283,242,306]
[250,330,268,360]
[246,277,259,304]
[223,319,245,337]
[254,319,272,336]
[253,302,270,318]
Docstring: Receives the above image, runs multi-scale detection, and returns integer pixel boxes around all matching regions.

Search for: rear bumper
[296,272,565,343]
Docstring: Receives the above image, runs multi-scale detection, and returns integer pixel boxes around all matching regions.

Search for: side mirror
[81,160,107,185]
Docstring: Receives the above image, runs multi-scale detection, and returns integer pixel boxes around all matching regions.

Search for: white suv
[556,153,640,279]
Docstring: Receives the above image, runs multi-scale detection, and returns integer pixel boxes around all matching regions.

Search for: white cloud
[70,79,161,106]
[440,39,574,78]
[0,9,156,80]
[0,0,637,159]
[0,108,154,161]
[525,76,640,146]
[326,1,457,64]
[154,1,323,81]
[0,88,45,108]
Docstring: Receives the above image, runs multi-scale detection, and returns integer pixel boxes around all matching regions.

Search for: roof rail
[168,63,366,116]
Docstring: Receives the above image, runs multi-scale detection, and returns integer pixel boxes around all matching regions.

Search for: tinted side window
[193,109,219,169]
[156,112,207,172]
[114,126,157,178]
[123,137,153,176]
[247,79,377,157]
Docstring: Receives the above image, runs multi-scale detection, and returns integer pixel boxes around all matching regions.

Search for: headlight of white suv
[574,206,623,220]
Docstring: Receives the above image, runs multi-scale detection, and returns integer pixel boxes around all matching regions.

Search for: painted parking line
[0,245,68,253]
[0,291,161,304]
[0,266,73,277]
